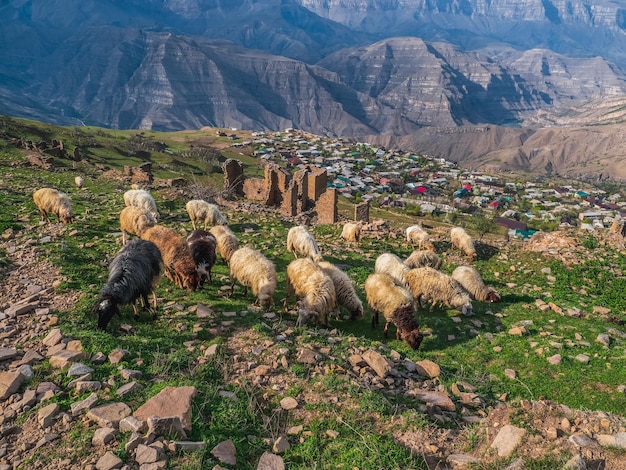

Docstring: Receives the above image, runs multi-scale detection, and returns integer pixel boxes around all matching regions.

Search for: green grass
[2,117,626,468]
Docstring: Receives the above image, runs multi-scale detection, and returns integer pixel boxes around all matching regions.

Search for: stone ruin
[222,159,335,219]
[355,201,370,223]
[124,162,154,185]
[609,218,626,237]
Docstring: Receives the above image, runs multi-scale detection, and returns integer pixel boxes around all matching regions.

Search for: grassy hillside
[1,117,626,469]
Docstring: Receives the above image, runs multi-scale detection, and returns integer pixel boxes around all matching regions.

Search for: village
[223,128,626,238]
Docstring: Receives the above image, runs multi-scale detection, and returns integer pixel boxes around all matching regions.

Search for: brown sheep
[33,188,73,224]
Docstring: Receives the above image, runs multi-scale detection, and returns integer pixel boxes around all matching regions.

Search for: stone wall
[355,201,370,223]
[222,159,244,196]
[317,188,338,224]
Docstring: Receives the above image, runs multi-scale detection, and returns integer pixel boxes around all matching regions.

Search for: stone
[447,453,481,468]
[146,415,187,440]
[133,386,197,434]
[0,348,19,362]
[508,326,528,336]
[413,391,456,412]
[280,397,298,410]
[575,354,590,364]
[49,350,88,369]
[256,451,285,470]
[415,359,440,378]
[568,434,596,447]
[547,354,562,365]
[135,444,160,465]
[0,370,25,400]
[204,344,218,357]
[362,349,391,378]
[95,451,123,470]
[272,435,290,453]
[116,381,142,397]
[38,403,60,428]
[296,348,319,364]
[504,369,517,379]
[562,455,587,470]
[42,328,64,347]
[92,427,117,446]
[67,363,94,377]
[119,416,147,434]
[211,439,237,466]
[87,402,132,429]
[120,368,142,380]
[490,425,526,458]
[596,334,610,347]
[108,349,131,364]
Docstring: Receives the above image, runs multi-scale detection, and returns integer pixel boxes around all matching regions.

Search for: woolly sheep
[33,188,74,224]
[365,273,423,350]
[287,225,322,262]
[187,229,217,287]
[186,199,228,230]
[405,266,473,315]
[119,206,156,245]
[123,189,160,220]
[141,225,200,292]
[451,265,501,303]
[93,239,163,331]
[209,224,239,263]
[285,258,336,327]
[374,253,410,287]
[75,176,84,189]
[406,224,435,251]
[229,246,277,309]
[340,222,361,245]
[318,260,364,320]
[404,250,442,270]
[450,226,476,260]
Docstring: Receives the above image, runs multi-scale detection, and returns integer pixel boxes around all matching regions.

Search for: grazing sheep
[285,258,336,327]
[33,188,74,224]
[404,250,442,270]
[451,265,501,303]
[406,224,435,251]
[186,229,217,287]
[365,273,423,350]
[374,253,410,287]
[405,267,473,315]
[185,200,228,230]
[209,224,240,263]
[229,246,277,309]
[141,225,200,291]
[450,226,476,260]
[119,206,156,245]
[318,261,364,320]
[287,225,322,262]
[93,239,163,331]
[340,222,361,245]
[75,176,84,189]
[123,189,160,220]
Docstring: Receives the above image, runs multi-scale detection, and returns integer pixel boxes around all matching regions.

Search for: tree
[471,212,498,240]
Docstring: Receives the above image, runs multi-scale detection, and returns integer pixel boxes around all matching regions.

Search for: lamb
[119,206,156,245]
[340,222,361,245]
[450,226,476,260]
[286,225,322,262]
[406,224,435,251]
[374,253,410,287]
[123,189,160,220]
[365,273,423,350]
[141,225,200,291]
[285,258,336,327]
[185,199,228,230]
[451,265,501,303]
[228,246,277,309]
[404,250,442,270]
[317,261,364,320]
[209,224,240,263]
[186,229,217,287]
[93,239,163,331]
[405,266,473,315]
[33,187,74,224]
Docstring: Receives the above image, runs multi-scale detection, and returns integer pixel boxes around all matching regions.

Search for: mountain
[2,0,626,179]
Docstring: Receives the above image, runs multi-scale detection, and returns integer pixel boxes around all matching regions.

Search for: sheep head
[401,329,424,350]
[93,298,119,331]
[60,208,73,224]
[350,304,364,320]
[296,308,318,327]
[486,289,501,303]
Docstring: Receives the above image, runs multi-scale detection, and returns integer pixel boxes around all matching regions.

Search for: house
[497,217,528,231]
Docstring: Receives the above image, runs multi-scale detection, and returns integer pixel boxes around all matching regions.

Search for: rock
[108,349,131,364]
[211,439,237,466]
[119,416,147,434]
[562,455,587,470]
[504,369,517,379]
[272,435,290,453]
[596,334,610,347]
[0,348,19,361]
[279,397,298,410]
[0,370,25,401]
[92,427,117,446]
[508,326,528,336]
[135,444,160,465]
[116,381,142,397]
[95,451,123,470]
[87,402,132,429]
[256,451,285,470]
[204,344,218,357]
[287,425,303,435]
[415,359,440,378]
[133,386,197,434]
[296,348,319,364]
[67,363,94,377]
[547,354,562,365]
[447,453,480,468]
[362,349,391,378]
[70,392,99,416]
[42,328,64,347]
[490,425,526,457]
[568,434,597,447]
[575,354,590,364]
[49,350,88,369]
[147,415,187,440]
[38,403,60,428]
[413,390,456,412]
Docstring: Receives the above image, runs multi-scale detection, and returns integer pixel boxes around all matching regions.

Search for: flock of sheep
[32,185,501,347]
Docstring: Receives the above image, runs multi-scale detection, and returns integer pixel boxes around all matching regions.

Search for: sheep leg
[122,231,128,246]
[383,321,391,338]
[371,310,379,329]
[191,219,196,230]
[132,301,140,319]
[229,276,236,297]
[395,329,402,341]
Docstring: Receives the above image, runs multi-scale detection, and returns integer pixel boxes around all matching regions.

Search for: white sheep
[405,266,472,315]
[404,250,442,270]
[451,265,501,303]
[285,258,336,327]
[75,176,84,189]
[185,199,228,230]
[318,261,364,320]
[286,225,322,262]
[365,273,423,350]
[123,189,160,220]
[340,222,361,245]
[450,226,476,260]
[119,206,156,245]
[33,188,74,224]
[374,253,409,287]
[229,246,277,310]
[209,224,240,263]
[406,224,435,251]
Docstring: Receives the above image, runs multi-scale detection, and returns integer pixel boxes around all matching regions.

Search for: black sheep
[93,239,163,331]
[186,229,217,287]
